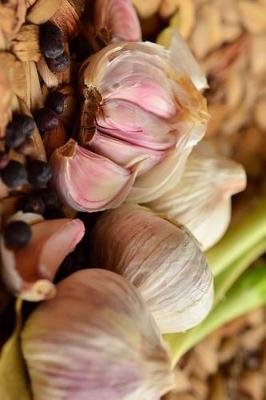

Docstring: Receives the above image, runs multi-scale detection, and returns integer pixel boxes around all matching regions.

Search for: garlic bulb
[147,142,247,251]
[50,138,138,212]
[75,39,208,210]
[94,0,142,44]
[90,204,214,333]
[0,211,85,301]
[21,269,175,400]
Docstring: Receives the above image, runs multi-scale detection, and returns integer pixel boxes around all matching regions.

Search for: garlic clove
[0,212,85,301]
[90,204,214,334]
[94,0,142,44]
[21,269,175,400]
[50,139,138,212]
[147,142,247,250]
[90,129,167,176]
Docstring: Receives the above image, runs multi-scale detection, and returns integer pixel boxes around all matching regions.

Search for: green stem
[206,196,266,276]
[214,238,266,304]
[165,264,266,367]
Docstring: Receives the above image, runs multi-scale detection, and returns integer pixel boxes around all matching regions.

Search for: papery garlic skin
[94,0,142,44]
[0,212,85,301]
[50,138,138,212]
[79,40,209,205]
[147,142,247,250]
[21,269,175,400]
[90,204,214,333]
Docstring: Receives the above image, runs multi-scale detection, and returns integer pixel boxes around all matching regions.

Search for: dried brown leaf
[50,0,81,37]
[0,64,12,137]
[11,24,40,62]
[0,0,26,49]
[0,52,26,103]
[37,56,58,89]
[27,0,62,24]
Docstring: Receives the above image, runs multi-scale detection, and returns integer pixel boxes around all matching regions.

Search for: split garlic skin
[21,269,175,400]
[90,204,214,334]
[147,142,247,251]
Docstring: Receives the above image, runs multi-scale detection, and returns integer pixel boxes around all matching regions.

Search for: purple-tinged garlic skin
[94,0,142,44]
[90,204,214,334]
[50,138,138,212]
[0,212,85,301]
[148,142,247,250]
[21,269,175,400]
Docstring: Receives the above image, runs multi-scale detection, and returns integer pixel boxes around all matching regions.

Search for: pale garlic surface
[147,142,247,251]
[90,204,214,333]
[21,269,175,400]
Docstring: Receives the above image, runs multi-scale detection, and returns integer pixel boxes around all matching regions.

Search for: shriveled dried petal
[22,269,175,399]
[0,65,12,137]
[90,204,214,333]
[0,212,85,301]
[148,142,247,250]
[27,0,62,24]
[50,139,139,212]
[11,24,41,62]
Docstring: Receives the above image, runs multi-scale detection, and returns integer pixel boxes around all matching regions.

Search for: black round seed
[46,91,66,114]
[34,108,59,133]
[1,160,27,188]
[47,52,70,73]
[4,220,32,249]
[42,191,60,210]
[5,114,35,149]
[19,195,46,215]
[40,23,64,59]
[0,151,9,169]
[27,160,52,188]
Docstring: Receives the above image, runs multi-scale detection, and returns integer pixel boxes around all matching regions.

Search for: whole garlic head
[21,269,175,400]
[90,204,214,333]
[147,142,247,250]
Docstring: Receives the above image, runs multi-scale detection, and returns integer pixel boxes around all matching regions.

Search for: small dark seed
[40,23,64,59]
[0,151,9,169]
[27,160,52,188]
[47,52,70,73]
[19,196,46,215]
[46,91,67,114]
[4,220,32,249]
[42,191,60,210]
[34,108,59,133]
[1,161,27,188]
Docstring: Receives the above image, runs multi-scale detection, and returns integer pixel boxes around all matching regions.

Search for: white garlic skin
[21,269,175,400]
[90,204,214,334]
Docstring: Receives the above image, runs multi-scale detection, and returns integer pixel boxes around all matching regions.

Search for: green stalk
[165,264,266,367]
[206,196,266,276]
[214,238,266,304]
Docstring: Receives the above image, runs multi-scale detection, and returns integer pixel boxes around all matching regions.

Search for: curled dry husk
[90,204,214,333]
[94,0,142,44]
[76,37,209,209]
[148,142,247,251]
[0,0,26,49]
[50,138,139,212]
[21,269,175,400]
[0,63,12,137]
[0,212,85,301]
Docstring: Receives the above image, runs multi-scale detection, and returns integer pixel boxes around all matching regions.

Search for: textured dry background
[132,0,266,399]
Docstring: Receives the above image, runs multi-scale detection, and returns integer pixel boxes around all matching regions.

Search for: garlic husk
[79,41,209,204]
[21,269,175,400]
[50,138,139,212]
[147,142,247,250]
[94,0,142,44]
[90,204,214,333]
[0,212,85,301]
